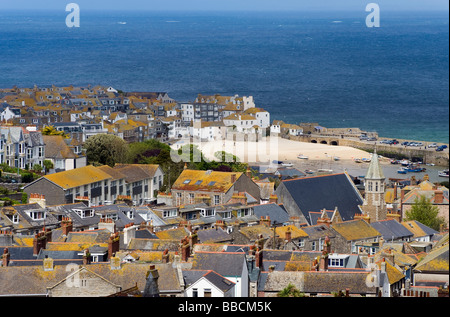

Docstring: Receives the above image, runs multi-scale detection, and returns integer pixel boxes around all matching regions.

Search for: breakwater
[288,134,449,167]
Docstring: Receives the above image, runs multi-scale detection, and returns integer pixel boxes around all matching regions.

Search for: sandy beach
[189,136,373,163]
[172,136,447,183]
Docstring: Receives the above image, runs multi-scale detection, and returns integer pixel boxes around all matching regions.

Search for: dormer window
[74,208,94,218]
[162,209,178,218]
[199,208,215,217]
[237,207,252,217]
[26,210,46,221]
[125,210,134,219]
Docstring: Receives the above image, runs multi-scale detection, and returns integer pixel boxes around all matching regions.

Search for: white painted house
[243,108,271,129]
[184,270,236,297]
[191,120,225,141]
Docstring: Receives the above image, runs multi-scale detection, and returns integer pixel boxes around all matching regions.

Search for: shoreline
[172,136,448,183]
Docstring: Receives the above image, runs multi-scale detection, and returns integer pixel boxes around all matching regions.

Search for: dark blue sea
[0,10,448,143]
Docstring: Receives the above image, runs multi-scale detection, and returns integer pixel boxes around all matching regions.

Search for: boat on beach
[297,154,309,160]
[305,169,314,174]
[333,156,340,161]
[397,164,426,174]
[281,163,294,167]
[400,159,410,166]
[439,169,449,178]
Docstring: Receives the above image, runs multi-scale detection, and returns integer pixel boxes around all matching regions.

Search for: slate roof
[112,164,160,184]
[1,203,59,231]
[252,203,290,225]
[275,168,306,179]
[0,262,180,296]
[43,135,79,159]
[196,227,232,243]
[370,219,415,241]
[93,204,146,230]
[261,271,377,295]
[202,270,235,292]
[402,220,438,239]
[190,252,246,277]
[277,173,363,224]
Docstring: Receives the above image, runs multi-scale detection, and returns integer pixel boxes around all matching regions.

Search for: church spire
[365,149,385,180]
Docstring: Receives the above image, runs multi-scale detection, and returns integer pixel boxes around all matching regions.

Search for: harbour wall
[287,134,449,166]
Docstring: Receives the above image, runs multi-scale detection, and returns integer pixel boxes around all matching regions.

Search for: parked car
[428,143,438,148]
[401,141,410,146]
[367,137,377,141]
[436,147,444,152]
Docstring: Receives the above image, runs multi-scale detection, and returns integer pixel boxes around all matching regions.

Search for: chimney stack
[180,236,190,262]
[61,216,73,236]
[189,229,198,249]
[83,249,91,265]
[123,222,136,246]
[143,265,160,297]
[381,258,387,273]
[162,249,170,263]
[246,167,252,178]
[434,190,444,204]
[98,218,116,233]
[2,248,10,267]
[269,195,278,204]
[231,173,236,183]
[260,215,271,227]
[108,232,120,260]
[255,248,263,268]
[33,231,47,256]
[285,228,292,242]
[29,193,46,208]
[43,256,54,271]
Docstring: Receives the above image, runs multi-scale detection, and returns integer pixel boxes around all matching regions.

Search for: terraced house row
[22,164,164,206]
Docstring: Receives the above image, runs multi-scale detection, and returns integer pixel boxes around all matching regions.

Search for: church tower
[361,150,387,222]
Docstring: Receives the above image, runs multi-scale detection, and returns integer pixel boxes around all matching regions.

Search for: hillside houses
[1,85,275,150]
[0,85,448,298]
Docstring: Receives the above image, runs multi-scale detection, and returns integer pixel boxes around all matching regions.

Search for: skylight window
[195,180,203,185]
[183,179,191,184]
[208,181,216,186]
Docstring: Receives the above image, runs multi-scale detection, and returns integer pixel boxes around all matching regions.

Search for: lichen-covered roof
[44,165,112,189]
[332,219,381,241]
[275,225,308,239]
[414,244,449,273]
[172,169,243,193]
[0,262,180,295]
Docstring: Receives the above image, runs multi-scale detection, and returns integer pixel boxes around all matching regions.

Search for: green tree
[84,134,129,167]
[405,195,445,231]
[32,164,43,173]
[43,160,54,174]
[42,125,69,138]
[277,283,305,297]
